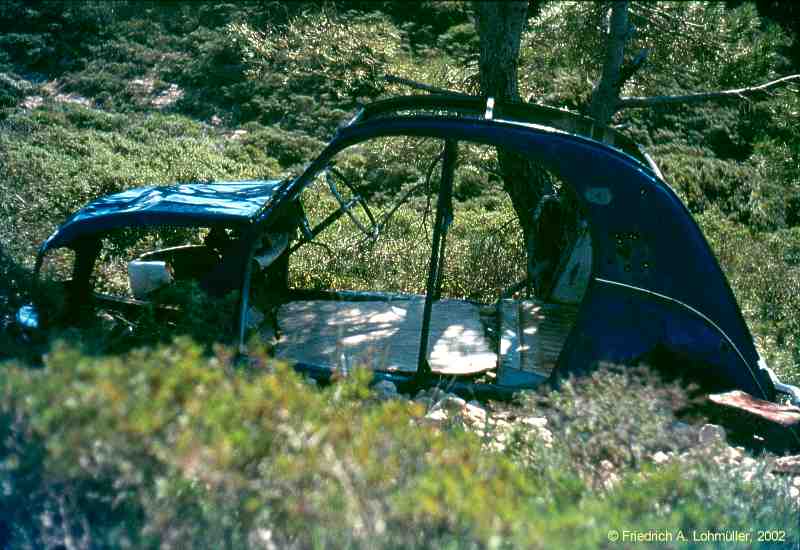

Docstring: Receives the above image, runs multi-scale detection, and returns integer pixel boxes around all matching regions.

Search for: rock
[461,402,487,425]
[493,431,509,445]
[725,446,744,460]
[225,129,248,140]
[425,408,449,423]
[597,459,620,490]
[772,455,800,475]
[130,77,155,94]
[54,92,92,107]
[520,416,548,429]
[373,380,398,400]
[699,423,726,446]
[440,394,466,412]
[491,418,511,431]
[652,451,670,464]
[712,445,743,466]
[519,416,553,445]
[152,83,183,108]
[22,95,43,109]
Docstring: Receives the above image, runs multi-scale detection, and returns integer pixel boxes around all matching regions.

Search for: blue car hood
[41,179,286,252]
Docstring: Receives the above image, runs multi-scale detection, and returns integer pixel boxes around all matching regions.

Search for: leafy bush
[521,366,695,478]
[0,104,278,263]
[0,72,26,108]
[0,340,515,547]
[0,3,799,547]
[2,348,796,548]
[699,209,800,383]
[231,9,401,101]
[233,123,325,171]
[654,143,760,221]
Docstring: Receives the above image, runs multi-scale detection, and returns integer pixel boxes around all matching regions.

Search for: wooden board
[498,299,578,379]
[549,227,592,305]
[707,390,800,452]
[275,298,497,375]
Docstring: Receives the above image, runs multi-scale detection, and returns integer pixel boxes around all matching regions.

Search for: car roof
[348,94,661,177]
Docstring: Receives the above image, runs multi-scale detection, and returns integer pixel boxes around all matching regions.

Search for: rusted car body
[17,95,800,405]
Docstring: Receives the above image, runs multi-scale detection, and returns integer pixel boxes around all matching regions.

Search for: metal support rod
[433,199,452,301]
[417,140,457,377]
[237,238,260,355]
[69,238,102,318]
[288,198,359,255]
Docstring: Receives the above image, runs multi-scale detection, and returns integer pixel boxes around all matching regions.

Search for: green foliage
[0,104,278,262]
[290,194,524,301]
[436,22,479,63]
[505,366,797,546]
[526,366,694,476]
[232,9,401,100]
[654,143,760,220]
[0,72,27,108]
[0,340,505,546]
[2,351,795,547]
[699,209,800,383]
[234,122,325,172]
[286,136,522,301]
[225,7,422,138]
[0,2,799,546]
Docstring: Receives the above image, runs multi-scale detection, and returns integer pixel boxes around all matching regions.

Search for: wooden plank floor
[499,299,579,378]
[274,297,579,379]
[275,298,497,375]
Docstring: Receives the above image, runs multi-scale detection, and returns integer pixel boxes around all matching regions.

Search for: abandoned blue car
[17,94,800,410]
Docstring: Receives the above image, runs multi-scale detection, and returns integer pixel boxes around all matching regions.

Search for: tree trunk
[472,0,800,299]
[587,1,630,128]
[475,1,558,295]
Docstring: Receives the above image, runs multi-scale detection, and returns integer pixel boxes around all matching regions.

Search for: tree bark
[472,0,799,299]
[588,1,630,127]
[475,1,558,295]
[586,3,800,118]
[475,1,527,100]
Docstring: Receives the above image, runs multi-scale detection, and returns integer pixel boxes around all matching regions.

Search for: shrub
[2,348,796,548]
[231,9,401,101]
[0,104,275,263]
[698,209,800,383]
[0,340,522,547]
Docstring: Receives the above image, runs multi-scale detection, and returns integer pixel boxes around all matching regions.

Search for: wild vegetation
[0,1,799,547]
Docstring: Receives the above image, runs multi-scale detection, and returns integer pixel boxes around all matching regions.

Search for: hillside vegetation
[1,1,799,547]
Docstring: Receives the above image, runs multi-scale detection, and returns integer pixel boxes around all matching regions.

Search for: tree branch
[617,74,800,109]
